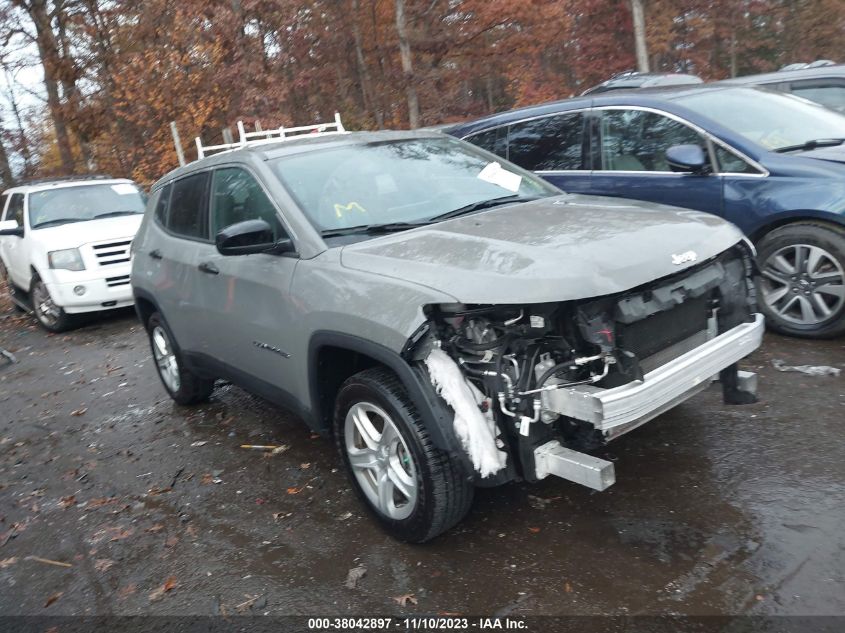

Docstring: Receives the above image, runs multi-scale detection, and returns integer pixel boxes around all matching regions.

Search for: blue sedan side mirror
[666,144,710,174]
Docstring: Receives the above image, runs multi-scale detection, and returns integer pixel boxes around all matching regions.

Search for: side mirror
[0,219,23,237]
[215,219,294,256]
[666,144,710,174]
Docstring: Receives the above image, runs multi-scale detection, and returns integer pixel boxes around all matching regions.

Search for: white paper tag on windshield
[477,162,521,192]
[111,183,138,195]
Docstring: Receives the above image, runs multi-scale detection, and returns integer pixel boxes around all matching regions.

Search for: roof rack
[195,113,347,160]
[19,174,115,186]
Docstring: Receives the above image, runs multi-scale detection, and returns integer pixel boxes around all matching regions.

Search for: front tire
[757,223,845,338]
[147,312,215,405]
[334,367,474,543]
[30,275,75,332]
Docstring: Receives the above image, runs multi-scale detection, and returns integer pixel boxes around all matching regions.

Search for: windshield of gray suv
[270,137,559,236]
[677,87,845,152]
[29,183,145,229]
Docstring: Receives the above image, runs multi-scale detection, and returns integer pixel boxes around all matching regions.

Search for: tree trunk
[630,0,650,73]
[394,0,420,128]
[351,0,384,128]
[0,128,14,188]
[15,0,75,173]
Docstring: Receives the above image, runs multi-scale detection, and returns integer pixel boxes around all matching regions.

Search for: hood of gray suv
[339,194,743,304]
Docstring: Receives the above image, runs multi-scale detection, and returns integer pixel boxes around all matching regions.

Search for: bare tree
[0,124,13,187]
[630,0,650,72]
[11,0,75,172]
[394,0,420,128]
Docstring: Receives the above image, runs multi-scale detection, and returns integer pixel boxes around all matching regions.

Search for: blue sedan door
[585,107,724,217]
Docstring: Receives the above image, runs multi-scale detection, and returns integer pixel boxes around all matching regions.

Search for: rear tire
[756,223,845,339]
[30,275,75,332]
[334,367,474,543]
[147,312,215,405]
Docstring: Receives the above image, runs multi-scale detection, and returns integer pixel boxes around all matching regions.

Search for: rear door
[585,107,724,216]
[463,110,592,192]
[152,171,212,354]
[196,165,300,392]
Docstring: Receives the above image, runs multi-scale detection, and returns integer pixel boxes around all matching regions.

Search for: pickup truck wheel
[757,223,845,338]
[335,367,474,543]
[147,312,215,405]
[30,275,75,332]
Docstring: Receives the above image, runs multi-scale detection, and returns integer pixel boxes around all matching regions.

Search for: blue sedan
[449,85,845,338]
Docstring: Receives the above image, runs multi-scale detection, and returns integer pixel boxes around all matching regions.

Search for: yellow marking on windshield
[334,202,367,218]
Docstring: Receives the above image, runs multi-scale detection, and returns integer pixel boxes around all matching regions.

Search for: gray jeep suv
[131,130,764,542]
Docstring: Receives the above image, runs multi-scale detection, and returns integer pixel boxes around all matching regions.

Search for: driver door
[1,193,28,288]
[196,166,301,393]
[585,108,724,216]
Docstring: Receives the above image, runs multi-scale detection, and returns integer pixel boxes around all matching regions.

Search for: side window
[465,127,507,159]
[210,167,284,239]
[789,83,845,114]
[507,112,585,171]
[7,193,25,226]
[0,193,8,220]
[167,173,209,239]
[154,184,172,226]
[714,145,760,175]
[598,109,708,172]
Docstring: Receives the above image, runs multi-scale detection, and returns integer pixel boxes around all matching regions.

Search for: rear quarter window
[166,173,209,240]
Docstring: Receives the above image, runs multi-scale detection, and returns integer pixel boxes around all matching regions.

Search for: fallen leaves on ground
[149,576,177,602]
[117,584,137,600]
[201,473,214,485]
[44,592,63,608]
[59,495,77,509]
[94,559,114,572]
[0,557,18,568]
[286,487,302,495]
[70,408,87,417]
[528,527,541,534]
[85,497,118,510]
[164,535,179,548]
[392,593,417,607]
[145,524,165,533]
[345,565,367,589]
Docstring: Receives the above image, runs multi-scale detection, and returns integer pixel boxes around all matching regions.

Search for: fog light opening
[73,285,87,296]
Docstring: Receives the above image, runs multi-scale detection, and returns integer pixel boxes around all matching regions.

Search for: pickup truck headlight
[48,248,86,271]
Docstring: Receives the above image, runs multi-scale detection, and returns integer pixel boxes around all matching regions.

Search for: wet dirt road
[0,307,843,617]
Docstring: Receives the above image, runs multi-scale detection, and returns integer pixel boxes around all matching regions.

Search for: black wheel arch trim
[308,330,475,475]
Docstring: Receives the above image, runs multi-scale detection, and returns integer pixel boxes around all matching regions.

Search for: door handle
[198,262,219,275]
[148,249,163,260]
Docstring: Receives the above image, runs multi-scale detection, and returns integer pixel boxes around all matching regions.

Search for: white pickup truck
[0,176,146,331]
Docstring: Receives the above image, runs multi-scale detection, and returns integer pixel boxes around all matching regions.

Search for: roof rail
[195,113,347,160]
[18,174,115,186]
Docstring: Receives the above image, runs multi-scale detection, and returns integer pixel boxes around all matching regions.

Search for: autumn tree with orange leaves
[0,0,843,187]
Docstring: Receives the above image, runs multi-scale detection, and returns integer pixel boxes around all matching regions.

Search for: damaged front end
[403,243,765,491]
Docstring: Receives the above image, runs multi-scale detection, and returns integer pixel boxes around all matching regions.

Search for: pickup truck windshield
[271,137,559,233]
[677,87,845,152]
[29,183,145,229]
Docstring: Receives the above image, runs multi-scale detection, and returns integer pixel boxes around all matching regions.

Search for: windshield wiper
[32,218,89,229]
[774,138,845,153]
[320,222,429,238]
[428,195,541,222]
[94,210,141,219]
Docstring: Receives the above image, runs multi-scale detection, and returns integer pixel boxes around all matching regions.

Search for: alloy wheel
[32,280,61,328]
[761,243,845,325]
[344,402,418,520]
[151,325,181,393]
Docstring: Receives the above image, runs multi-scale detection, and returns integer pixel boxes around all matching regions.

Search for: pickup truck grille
[92,240,132,266]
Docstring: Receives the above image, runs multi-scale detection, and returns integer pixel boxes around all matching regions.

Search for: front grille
[105,274,130,288]
[92,240,132,266]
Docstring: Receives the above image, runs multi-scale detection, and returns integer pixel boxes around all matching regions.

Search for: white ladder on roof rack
[194,113,346,159]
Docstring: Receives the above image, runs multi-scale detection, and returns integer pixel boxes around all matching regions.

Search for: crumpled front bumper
[542,313,765,440]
